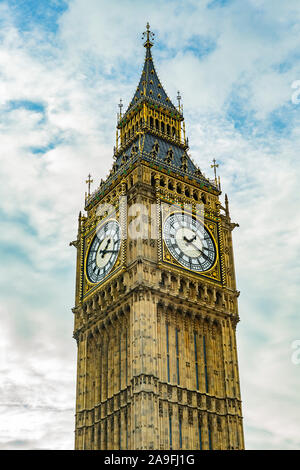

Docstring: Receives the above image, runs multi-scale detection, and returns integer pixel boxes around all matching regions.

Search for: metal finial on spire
[211,158,219,185]
[142,22,155,48]
[86,173,93,196]
[118,98,123,119]
[177,91,182,112]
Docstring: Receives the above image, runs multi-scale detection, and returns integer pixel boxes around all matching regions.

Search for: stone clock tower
[72,24,244,450]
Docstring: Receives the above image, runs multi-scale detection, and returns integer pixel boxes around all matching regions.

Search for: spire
[123,23,177,116]
[85,26,221,212]
[225,194,230,217]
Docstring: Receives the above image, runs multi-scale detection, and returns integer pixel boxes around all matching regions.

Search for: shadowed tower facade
[72,24,244,450]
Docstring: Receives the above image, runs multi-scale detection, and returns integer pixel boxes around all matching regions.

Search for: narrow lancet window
[119,333,122,390]
[125,330,128,386]
[166,323,170,382]
[176,328,180,385]
[198,421,202,450]
[169,416,173,449]
[179,417,183,449]
[194,332,199,390]
[106,341,109,398]
[119,414,122,450]
[208,425,212,450]
[203,335,209,393]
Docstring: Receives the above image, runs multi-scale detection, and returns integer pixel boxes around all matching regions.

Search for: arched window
[168,180,174,191]
[216,292,222,306]
[160,272,167,287]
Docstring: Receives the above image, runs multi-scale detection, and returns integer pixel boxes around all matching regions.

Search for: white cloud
[0,305,76,450]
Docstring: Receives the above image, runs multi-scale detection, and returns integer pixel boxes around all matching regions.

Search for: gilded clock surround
[84,218,121,284]
[161,207,221,283]
[72,25,244,451]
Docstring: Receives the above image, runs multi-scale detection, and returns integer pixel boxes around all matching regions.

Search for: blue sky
[0,0,300,450]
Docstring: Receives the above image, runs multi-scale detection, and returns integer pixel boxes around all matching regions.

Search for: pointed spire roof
[124,23,177,116]
[84,26,221,211]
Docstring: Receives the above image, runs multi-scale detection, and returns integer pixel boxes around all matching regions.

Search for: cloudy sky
[0,0,300,450]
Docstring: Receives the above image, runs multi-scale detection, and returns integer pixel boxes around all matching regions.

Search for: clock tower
[72,24,244,450]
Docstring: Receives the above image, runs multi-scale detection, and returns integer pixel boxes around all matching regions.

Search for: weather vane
[142,22,155,48]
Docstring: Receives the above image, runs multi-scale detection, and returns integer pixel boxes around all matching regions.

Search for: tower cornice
[84,157,220,211]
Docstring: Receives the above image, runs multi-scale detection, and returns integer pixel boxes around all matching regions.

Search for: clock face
[86,220,121,283]
[163,213,216,272]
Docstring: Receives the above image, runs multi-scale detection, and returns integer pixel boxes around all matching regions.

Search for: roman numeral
[201,252,212,262]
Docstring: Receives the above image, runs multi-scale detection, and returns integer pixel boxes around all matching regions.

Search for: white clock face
[86,220,121,283]
[163,213,216,272]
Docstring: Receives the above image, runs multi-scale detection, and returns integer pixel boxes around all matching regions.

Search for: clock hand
[100,238,111,251]
[183,235,197,244]
[186,240,209,257]
[183,234,213,261]
[190,244,212,262]
[183,234,203,251]
[200,250,212,262]
[99,238,111,258]
[189,242,202,253]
